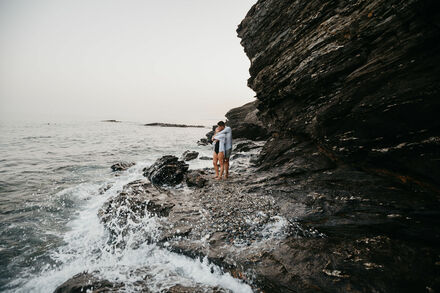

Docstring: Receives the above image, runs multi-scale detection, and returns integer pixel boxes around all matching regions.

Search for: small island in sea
[144,122,206,128]
[101,119,121,123]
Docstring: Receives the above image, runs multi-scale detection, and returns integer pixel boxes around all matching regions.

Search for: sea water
[0,121,252,292]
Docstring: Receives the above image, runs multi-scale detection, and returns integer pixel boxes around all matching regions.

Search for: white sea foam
[261,215,289,239]
[11,161,252,293]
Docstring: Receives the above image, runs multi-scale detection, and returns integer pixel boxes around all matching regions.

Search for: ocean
[0,121,252,292]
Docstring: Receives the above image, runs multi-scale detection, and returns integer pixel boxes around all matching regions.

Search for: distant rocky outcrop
[143,155,189,186]
[101,119,121,123]
[110,161,135,171]
[145,122,205,128]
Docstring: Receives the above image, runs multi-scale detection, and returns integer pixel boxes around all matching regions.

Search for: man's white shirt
[214,126,232,152]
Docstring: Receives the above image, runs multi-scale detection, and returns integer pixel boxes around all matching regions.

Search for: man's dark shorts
[225,148,232,159]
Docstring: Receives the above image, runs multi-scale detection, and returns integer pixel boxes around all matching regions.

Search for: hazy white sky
[0,0,256,124]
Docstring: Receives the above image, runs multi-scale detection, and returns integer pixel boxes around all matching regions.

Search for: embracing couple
[212,121,232,180]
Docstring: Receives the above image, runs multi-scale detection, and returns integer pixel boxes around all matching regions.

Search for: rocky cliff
[54,1,440,292]
[237,0,440,189]
[225,101,268,140]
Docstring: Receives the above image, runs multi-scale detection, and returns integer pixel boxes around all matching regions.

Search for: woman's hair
[217,121,225,127]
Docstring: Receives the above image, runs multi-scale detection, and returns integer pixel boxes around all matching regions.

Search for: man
[212,121,232,179]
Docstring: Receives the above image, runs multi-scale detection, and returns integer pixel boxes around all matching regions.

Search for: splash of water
[10,163,252,293]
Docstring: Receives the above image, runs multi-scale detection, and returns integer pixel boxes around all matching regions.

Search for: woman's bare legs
[217,152,225,180]
[212,152,219,178]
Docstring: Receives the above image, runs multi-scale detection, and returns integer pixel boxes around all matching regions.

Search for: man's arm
[216,127,231,136]
[214,132,226,140]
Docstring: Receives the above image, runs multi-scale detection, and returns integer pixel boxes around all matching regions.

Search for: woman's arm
[212,127,220,141]
[214,132,226,140]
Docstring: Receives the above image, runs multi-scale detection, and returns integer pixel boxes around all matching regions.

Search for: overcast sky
[0,0,256,124]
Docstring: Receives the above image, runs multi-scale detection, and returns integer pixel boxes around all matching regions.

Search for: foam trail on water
[10,162,252,293]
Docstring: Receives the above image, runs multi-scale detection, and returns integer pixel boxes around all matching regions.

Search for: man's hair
[217,121,225,127]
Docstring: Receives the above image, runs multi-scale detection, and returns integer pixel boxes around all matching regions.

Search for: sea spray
[11,162,252,292]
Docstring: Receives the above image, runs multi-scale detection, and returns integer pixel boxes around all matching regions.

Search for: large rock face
[237,0,440,188]
[225,101,268,140]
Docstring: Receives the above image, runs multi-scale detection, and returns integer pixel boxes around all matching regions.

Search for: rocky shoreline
[56,0,440,291]
[55,136,439,292]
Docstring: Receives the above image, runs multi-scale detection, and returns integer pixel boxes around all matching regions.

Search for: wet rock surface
[143,155,189,186]
[237,0,440,188]
[110,161,135,171]
[233,140,262,153]
[58,137,440,292]
[185,170,208,188]
[53,272,123,293]
[161,150,440,292]
[166,285,231,293]
[181,150,199,161]
[54,271,231,293]
[98,180,174,248]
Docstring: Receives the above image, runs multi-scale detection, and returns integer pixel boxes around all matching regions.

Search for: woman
[212,126,225,180]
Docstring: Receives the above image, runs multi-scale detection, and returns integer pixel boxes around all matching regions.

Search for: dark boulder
[197,138,210,146]
[143,155,189,186]
[110,161,135,171]
[205,125,217,142]
[181,150,199,161]
[53,272,123,293]
[185,170,208,188]
[197,125,217,146]
[225,101,268,140]
[98,180,175,248]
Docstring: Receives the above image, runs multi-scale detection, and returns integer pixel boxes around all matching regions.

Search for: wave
[7,162,252,293]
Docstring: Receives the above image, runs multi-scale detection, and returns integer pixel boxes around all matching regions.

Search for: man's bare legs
[224,158,229,179]
[212,152,219,178]
[217,152,225,180]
